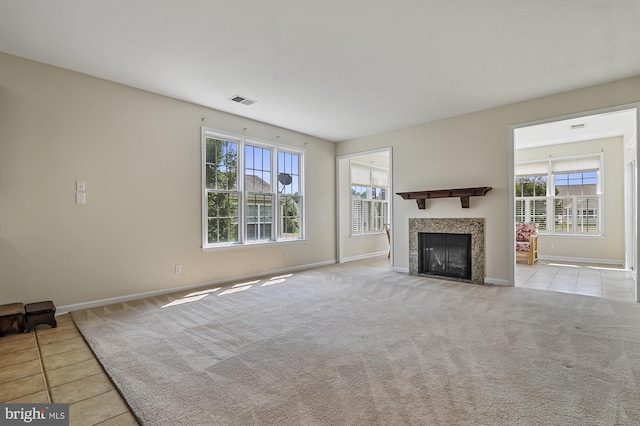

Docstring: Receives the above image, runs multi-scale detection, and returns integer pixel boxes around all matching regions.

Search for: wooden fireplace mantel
[396,187,492,209]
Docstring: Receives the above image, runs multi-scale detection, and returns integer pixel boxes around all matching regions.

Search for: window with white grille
[515,154,602,236]
[203,128,304,248]
[350,161,389,236]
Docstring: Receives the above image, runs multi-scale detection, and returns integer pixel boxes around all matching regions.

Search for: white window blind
[372,167,389,187]
[350,162,371,186]
[516,155,601,176]
[515,161,547,176]
[551,156,600,173]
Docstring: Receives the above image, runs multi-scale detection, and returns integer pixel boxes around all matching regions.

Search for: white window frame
[202,127,305,249]
[515,153,604,236]
[350,160,389,236]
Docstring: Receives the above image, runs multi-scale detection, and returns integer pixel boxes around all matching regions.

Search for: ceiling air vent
[229,95,257,106]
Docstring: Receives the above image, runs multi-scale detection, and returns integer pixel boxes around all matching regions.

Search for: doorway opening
[510,106,638,302]
[336,148,392,266]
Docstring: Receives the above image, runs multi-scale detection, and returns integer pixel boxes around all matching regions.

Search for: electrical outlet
[175,264,182,274]
[549,242,554,249]
[284,251,289,259]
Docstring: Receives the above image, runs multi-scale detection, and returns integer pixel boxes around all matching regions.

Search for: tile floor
[0,314,138,425]
[365,255,636,302]
[516,259,636,301]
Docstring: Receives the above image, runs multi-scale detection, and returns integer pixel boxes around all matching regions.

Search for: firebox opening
[418,232,472,280]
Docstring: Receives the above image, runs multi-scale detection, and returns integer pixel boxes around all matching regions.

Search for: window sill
[539,233,605,239]
[350,232,386,238]
[202,238,307,252]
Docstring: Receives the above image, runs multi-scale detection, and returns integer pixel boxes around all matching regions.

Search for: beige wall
[0,53,336,307]
[337,76,640,283]
[516,137,625,262]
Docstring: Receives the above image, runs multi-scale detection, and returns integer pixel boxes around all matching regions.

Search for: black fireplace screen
[418,232,472,280]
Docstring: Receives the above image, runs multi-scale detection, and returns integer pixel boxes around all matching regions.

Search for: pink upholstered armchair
[516,222,539,265]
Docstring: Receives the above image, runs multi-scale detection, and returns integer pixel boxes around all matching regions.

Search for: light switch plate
[76,192,86,204]
[76,181,86,192]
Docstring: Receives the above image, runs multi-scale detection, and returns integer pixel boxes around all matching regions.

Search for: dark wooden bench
[0,303,25,336]
[25,301,57,333]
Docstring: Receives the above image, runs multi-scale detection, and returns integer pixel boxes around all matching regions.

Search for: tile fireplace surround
[409,218,485,284]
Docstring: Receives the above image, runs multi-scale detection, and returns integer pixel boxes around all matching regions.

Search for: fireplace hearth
[409,218,485,284]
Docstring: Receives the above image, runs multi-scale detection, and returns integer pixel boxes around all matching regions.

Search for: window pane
[554,171,596,196]
[372,187,387,200]
[245,145,254,170]
[576,196,599,233]
[278,151,290,174]
[531,199,547,231]
[205,163,217,190]
[289,174,300,195]
[207,192,239,244]
[246,194,273,241]
[382,202,389,227]
[515,175,547,197]
[205,138,238,190]
[261,171,271,188]
[207,218,219,244]
[352,199,363,234]
[279,196,301,239]
[351,185,367,199]
[372,201,386,232]
[246,145,271,192]
[205,138,219,164]
[246,146,269,176]
[255,147,263,171]
[278,151,300,195]
[362,201,370,232]
[225,143,238,190]
[583,171,597,185]
[554,198,572,233]
[515,200,526,223]
[263,149,270,171]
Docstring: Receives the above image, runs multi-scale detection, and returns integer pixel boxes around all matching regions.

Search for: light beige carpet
[72,260,640,425]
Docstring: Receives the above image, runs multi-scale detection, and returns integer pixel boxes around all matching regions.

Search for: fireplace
[419,233,472,279]
[409,218,485,284]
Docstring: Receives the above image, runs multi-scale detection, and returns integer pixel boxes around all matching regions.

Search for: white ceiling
[515,108,637,150]
[1,1,639,142]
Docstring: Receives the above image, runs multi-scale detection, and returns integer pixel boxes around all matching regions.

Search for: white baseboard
[56,259,337,315]
[341,251,388,263]
[392,267,409,273]
[484,277,511,286]
[539,255,625,266]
